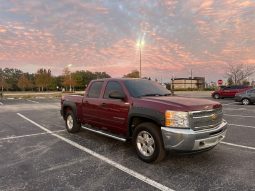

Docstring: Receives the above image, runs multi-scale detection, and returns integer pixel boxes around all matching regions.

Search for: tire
[213,94,220,99]
[242,98,250,105]
[65,110,81,133]
[132,122,166,163]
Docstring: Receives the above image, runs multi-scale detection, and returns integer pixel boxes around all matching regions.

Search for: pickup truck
[61,78,227,163]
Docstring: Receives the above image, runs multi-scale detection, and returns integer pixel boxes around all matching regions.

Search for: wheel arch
[128,113,164,137]
[62,101,77,119]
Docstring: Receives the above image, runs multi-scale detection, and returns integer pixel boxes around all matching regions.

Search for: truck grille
[189,108,223,131]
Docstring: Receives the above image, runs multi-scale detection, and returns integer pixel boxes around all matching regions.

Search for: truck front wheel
[133,122,166,163]
[65,111,80,133]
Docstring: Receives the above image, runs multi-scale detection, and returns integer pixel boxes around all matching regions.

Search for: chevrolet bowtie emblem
[211,114,217,121]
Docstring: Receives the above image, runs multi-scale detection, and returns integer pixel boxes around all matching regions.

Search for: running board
[81,126,127,142]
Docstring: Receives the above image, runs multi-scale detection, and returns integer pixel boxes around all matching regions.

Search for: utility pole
[139,46,142,78]
[191,69,193,90]
[0,69,3,99]
[136,35,145,78]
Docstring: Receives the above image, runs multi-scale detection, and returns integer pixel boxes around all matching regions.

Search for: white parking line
[229,124,255,129]
[223,108,246,111]
[221,142,255,151]
[26,99,40,104]
[222,102,237,106]
[17,113,174,191]
[224,114,255,118]
[0,130,65,141]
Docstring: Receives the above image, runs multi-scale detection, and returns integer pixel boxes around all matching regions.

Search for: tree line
[0,67,111,91]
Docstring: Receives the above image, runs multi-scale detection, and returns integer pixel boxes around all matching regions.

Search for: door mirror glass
[109,91,125,100]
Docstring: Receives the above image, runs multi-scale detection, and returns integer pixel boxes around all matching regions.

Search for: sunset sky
[0,0,255,82]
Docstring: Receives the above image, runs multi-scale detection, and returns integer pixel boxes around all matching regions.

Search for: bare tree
[18,74,32,91]
[225,63,255,85]
[62,68,76,91]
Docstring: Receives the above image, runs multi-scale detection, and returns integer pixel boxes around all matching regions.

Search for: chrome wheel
[242,99,250,105]
[136,131,155,157]
[66,115,74,130]
[214,94,220,99]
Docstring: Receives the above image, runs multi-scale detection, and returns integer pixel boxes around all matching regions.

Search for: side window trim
[87,81,104,98]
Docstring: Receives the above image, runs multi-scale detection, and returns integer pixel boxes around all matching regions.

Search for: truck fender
[62,100,78,119]
[128,107,164,136]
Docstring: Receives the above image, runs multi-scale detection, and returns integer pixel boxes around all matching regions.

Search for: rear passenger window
[87,81,103,98]
[103,81,124,99]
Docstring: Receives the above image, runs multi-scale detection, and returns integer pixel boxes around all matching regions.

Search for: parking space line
[0,130,65,141]
[17,113,174,191]
[26,99,40,104]
[221,142,255,151]
[222,103,237,106]
[224,114,255,118]
[223,108,246,111]
[229,124,255,129]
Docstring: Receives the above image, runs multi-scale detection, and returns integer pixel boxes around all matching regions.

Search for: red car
[212,85,252,99]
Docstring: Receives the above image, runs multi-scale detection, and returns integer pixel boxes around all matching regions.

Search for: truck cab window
[87,81,103,98]
[103,81,124,99]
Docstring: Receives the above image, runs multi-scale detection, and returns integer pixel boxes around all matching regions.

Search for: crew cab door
[99,81,130,134]
[81,81,104,127]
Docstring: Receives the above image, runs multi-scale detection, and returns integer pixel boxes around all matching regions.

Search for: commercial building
[172,77,205,90]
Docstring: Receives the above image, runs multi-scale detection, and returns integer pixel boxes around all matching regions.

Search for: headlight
[165,110,189,128]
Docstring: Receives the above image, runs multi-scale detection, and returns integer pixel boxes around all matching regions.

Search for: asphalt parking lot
[0,96,254,191]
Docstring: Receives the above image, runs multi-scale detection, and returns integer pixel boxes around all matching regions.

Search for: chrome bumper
[161,120,227,151]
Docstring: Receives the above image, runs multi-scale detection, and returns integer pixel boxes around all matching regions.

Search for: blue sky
[0,0,255,82]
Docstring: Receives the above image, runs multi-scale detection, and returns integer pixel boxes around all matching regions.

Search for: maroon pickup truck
[61,78,227,163]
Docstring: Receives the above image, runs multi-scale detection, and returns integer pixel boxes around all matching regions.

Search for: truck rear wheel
[65,111,80,133]
[133,122,166,163]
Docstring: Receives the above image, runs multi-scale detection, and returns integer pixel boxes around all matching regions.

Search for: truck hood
[139,96,221,111]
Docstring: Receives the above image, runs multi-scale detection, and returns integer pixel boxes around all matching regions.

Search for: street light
[67,64,72,92]
[136,36,145,78]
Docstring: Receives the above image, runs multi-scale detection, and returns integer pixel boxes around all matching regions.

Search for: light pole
[67,64,72,92]
[136,37,145,78]
[0,69,3,98]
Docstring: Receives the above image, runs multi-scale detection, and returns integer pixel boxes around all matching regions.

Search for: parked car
[235,88,255,105]
[61,78,227,163]
[212,85,252,99]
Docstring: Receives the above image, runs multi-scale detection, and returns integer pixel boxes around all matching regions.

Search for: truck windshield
[124,79,171,98]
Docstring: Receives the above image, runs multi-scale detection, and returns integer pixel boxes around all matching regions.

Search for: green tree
[123,70,139,78]
[3,68,23,91]
[242,80,250,86]
[35,69,52,91]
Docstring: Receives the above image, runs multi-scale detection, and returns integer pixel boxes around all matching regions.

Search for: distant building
[172,77,205,90]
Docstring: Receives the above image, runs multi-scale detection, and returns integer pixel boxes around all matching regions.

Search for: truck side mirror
[109,91,126,100]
